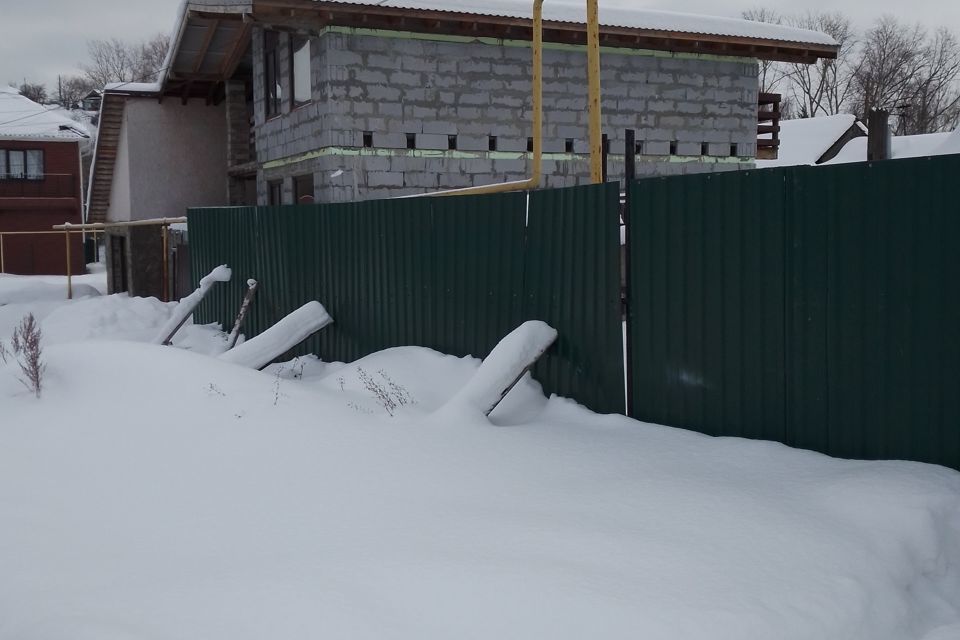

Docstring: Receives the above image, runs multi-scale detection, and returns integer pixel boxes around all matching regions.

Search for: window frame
[264,30,282,119]
[293,173,315,204]
[290,35,313,109]
[267,179,284,206]
[0,149,44,181]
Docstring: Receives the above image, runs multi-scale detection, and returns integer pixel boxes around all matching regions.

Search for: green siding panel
[629,155,960,471]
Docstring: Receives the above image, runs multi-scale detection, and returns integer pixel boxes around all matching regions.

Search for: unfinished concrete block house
[88,0,836,215]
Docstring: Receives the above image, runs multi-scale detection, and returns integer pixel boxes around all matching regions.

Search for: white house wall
[122,98,228,221]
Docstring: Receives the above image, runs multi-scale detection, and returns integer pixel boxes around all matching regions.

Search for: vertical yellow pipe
[586,0,603,183]
[531,0,543,188]
[64,229,73,300]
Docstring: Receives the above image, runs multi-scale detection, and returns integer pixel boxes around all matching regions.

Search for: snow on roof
[104,81,163,94]
[825,131,954,165]
[756,115,864,169]
[0,85,90,141]
[321,0,837,46]
[934,127,960,156]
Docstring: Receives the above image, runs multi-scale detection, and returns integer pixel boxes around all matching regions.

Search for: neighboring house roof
[934,127,960,156]
[756,114,867,169]
[0,85,90,142]
[825,131,955,165]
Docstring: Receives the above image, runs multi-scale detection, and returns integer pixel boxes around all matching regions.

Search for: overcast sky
[2,0,960,92]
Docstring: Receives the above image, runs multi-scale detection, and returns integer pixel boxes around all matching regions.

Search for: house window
[268,179,283,205]
[0,149,42,180]
[294,173,315,204]
[26,150,43,179]
[291,36,312,108]
[264,31,282,118]
[8,150,25,179]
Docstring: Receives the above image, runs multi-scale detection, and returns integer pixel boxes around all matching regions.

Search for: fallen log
[218,301,333,370]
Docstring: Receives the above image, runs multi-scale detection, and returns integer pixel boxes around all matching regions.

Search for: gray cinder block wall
[251,27,758,204]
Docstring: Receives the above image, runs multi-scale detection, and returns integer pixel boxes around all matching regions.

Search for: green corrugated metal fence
[190,183,624,415]
[628,154,960,470]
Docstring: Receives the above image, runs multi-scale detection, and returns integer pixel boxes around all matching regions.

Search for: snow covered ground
[1,274,959,639]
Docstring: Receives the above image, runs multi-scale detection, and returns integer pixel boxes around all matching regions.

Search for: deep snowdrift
[2,334,959,639]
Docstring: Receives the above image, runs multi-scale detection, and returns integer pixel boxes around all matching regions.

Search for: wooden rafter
[192,19,221,74]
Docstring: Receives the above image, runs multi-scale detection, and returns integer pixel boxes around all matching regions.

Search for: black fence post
[602,133,609,183]
[623,129,635,417]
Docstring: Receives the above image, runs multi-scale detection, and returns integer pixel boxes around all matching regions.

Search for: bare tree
[82,33,171,88]
[742,9,792,96]
[896,28,960,134]
[57,75,95,109]
[787,12,859,117]
[851,17,927,124]
[18,82,48,104]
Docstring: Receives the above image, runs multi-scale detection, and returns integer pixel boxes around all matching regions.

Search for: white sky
[2,0,959,92]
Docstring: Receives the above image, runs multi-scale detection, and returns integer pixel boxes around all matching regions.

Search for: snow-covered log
[218,301,333,370]
[440,320,558,416]
[152,265,232,345]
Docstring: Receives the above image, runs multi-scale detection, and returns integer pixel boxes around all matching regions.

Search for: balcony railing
[0,174,77,198]
[757,93,781,160]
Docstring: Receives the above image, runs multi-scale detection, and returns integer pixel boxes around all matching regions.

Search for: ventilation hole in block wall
[448,135,458,150]
[701,142,709,156]
[488,135,498,151]
[406,133,417,149]
[565,138,574,153]
[669,141,678,156]
[363,131,373,148]
[730,143,739,157]
[635,141,644,156]
[527,137,534,152]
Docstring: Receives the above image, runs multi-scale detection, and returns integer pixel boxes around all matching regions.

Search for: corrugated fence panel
[628,169,786,438]
[629,154,960,470]
[808,155,960,468]
[526,183,625,415]
[189,186,622,414]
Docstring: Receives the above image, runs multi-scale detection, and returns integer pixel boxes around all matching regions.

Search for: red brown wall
[0,140,84,275]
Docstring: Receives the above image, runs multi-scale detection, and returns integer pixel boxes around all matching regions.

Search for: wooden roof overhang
[239,0,838,64]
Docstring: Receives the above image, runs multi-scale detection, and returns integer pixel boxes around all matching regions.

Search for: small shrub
[356,367,415,417]
[10,314,45,398]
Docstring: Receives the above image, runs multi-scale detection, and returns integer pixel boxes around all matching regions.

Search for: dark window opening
[669,141,678,156]
[564,138,574,153]
[264,31,282,118]
[701,142,710,156]
[268,180,283,206]
[0,149,43,180]
[294,173,315,204]
[488,135,498,151]
[526,137,534,152]
[363,131,373,148]
[730,143,740,157]
[602,137,610,154]
[291,36,312,108]
[406,133,417,149]
[635,141,644,156]
[448,135,458,150]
